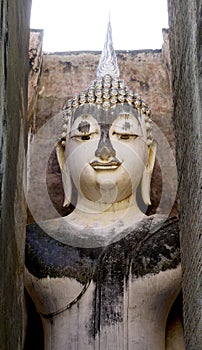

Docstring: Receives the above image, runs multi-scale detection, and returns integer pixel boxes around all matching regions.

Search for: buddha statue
[25,22,184,350]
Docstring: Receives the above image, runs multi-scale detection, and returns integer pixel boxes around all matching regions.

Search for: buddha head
[56,22,157,214]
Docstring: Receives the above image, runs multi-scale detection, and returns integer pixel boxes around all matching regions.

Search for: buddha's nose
[95,127,116,161]
[96,145,115,161]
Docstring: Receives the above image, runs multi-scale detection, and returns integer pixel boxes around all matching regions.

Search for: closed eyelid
[112,132,140,140]
[111,132,141,143]
[70,130,98,138]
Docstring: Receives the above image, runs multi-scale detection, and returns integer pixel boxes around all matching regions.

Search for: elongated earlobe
[56,142,72,207]
[141,140,157,206]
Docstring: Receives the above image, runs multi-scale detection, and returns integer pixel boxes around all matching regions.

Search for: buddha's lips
[90,160,122,170]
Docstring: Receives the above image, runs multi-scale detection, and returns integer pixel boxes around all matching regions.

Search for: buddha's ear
[55,141,72,207]
[141,140,157,206]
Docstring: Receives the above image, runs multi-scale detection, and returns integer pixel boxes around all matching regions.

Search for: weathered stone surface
[168,0,202,349]
[162,28,172,85]
[0,0,31,349]
[28,29,44,127]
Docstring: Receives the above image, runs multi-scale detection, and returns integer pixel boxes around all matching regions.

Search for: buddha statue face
[57,99,156,211]
[65,103,149,204]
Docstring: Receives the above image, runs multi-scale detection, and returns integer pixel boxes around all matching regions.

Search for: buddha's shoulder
[99,215,180,278]
[26,220,101,281]
[127,215,180,277]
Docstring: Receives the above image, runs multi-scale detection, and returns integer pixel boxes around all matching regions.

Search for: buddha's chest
[25,265,181,350]
[25,217,181,349]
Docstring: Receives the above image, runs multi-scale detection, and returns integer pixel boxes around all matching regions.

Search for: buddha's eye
[112,131,137,140]
[120,134,130,140]
[70,131,98,141]
[81,135,91,140]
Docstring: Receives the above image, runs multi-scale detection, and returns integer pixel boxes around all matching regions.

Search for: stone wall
[28,29,44,126]
[168,0,202,349]
[28,31,177,223]
[0,0,32,349]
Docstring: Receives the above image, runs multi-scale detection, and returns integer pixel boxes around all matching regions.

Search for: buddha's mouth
[90,159,122,171]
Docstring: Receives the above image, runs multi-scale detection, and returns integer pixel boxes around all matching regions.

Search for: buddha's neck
[76,192,139,212]
[70,194,146,228]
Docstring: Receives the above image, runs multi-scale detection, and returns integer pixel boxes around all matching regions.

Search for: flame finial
[96,19,120,78]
